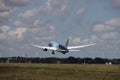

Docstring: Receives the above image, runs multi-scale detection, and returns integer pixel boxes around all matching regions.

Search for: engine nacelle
[43,48,48,51]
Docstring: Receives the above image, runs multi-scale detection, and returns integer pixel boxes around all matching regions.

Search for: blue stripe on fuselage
[59,44,67,50]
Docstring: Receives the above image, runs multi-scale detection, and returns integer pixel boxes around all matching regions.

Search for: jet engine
[43,48,48,51]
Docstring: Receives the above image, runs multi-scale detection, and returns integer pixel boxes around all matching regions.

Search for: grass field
[0,63,120,80]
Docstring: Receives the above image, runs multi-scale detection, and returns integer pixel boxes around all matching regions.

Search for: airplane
[32,39,95,54]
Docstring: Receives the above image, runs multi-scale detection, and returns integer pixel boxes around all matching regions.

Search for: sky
[0,0,120,58]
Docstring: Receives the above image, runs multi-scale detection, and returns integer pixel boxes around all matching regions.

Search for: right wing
[67,43,95,50]
[32,44,57,50]
[69,50,80,51]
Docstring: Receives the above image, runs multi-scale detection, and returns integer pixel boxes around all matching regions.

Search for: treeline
[0,56,120,64]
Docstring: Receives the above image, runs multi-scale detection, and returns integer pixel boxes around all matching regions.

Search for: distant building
[105,62,112,65]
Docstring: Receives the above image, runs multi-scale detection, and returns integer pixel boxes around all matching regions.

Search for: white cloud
[14,20,22,26]
[4,0,31,6]
[9,27,27,39]
[91,35,98,41]
[70,36,81,44]
[0,0,11,12]
[69,36,95,45]
[101,32,119,40]
[13,20,28,28]
[0,11,12,22]
[15,27,27,39]
[0,25,27,40]
[0,0,56,42]
[0,0,32,23]
[33,20,42,27]
[44,0,69,16]
[94,18,120,32]
[0,25,10,33]
[0,34,6,40]
[0,11,10,18]
[19,0,69,19]
[93,24,114,32]
[105,18,120,26]
[93,18,120,41]
[0,25,10,39]
[19,8,39,19]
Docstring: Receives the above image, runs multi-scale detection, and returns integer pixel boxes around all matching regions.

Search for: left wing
[32,44,57,50]
[67,43,95,50]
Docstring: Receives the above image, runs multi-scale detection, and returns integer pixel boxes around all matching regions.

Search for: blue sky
[0,0,120,58]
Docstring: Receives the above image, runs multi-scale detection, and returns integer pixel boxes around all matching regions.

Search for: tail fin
[65,38,69,48]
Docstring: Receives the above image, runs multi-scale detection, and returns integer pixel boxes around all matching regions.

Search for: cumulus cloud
[0,25,27,40]
[0,33,5,40]
[33,19,42,27]
[91,35,98,41]
[0,10,12,22]
[4,0,31,6]
[105,18,120,26]
[0,0,32,23]
[9,27,27,39]
[101,32,119,40]
[43,0,69,16]
[0,0,11,12]
[13,20,28,28]
[69,36,81,45]
[19,8,39,19]
[0,25,10,33]
[94,18,120,32]
[69,36,95,45]
[14,20,22,26]
[93,24,114,32]
[19,0,70,19]
[93,18,120,41]
[0,25,10,39]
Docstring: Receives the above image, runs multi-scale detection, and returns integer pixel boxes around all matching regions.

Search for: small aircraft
[32,39,95,54]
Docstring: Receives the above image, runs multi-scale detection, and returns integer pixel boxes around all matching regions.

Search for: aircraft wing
[32,44,57,50]
[67,43,95,50]
[69,50,80,51]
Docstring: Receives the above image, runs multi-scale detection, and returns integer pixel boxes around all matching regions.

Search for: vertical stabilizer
[65,38,69,48]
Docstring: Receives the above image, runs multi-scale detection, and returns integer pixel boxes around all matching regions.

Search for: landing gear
[62,53,65,54]
[52,51,55,54]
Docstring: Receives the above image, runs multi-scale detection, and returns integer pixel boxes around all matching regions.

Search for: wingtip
[93,43,96,45]
[90,43,96,46]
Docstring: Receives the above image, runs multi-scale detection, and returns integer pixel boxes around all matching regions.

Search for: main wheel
[52,51,55,54]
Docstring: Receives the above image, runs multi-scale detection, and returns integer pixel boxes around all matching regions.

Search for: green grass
[0,63,120,80]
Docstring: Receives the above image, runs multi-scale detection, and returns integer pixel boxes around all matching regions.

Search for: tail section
[65,38,69,48]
